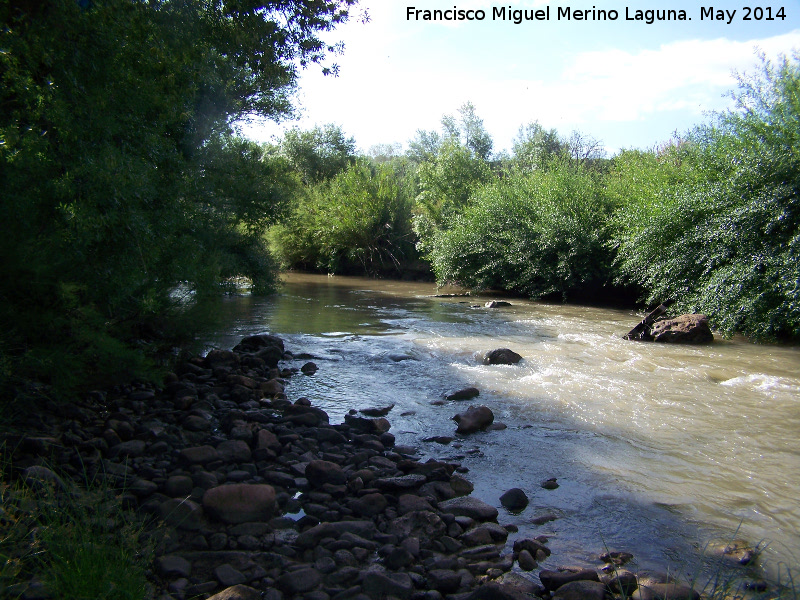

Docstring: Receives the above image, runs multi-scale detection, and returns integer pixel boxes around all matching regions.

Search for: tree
[0,0,358,390]
[282,123,357,183]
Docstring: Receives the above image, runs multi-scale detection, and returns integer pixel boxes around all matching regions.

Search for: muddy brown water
[200,273,800,583]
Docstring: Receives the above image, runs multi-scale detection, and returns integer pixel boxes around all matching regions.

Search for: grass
[0,452,152,600]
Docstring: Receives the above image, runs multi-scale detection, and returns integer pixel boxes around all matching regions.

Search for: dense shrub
[429,162,614,299]
[611,53,800,340]
[271,160,419,275]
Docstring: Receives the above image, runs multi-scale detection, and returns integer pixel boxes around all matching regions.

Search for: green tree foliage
[612,53,800,340]
[511,121,564,171]
[429,162,614,299]
[271,160,418,275]
[281,123,357,183]
[0,0,356,390]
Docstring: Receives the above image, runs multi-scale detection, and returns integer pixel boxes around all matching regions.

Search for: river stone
[217,440,252,463]
[349,492,388,517]
[204,349,240,369]
[467,582,530,600]
[205,585,262,600]
[180,445,221,465]
[439,496,498,521]
[446,387,480,401]
[485,301,512,308]
[651,314,713,344]
[397,493,434,515]
[552,580,609,600]
[155,555,193,578]
[165,475,195,497]
[278,568,322,594]
[499,488,529,510]
[344,414,390,434]
[602,570,638,595]
[214,564,246,587]
[203,484,276,524]
[453,406,494,434]
[21,466,69,492]
[260,379,284,396]
[362,571,413,600]
[709,539,756,565]
[517,549,537,571]
[427,569,462,593]
[306,460,347,486]
[387,510,447,539]
[158,498,206,530]
[633,583,700,600]
[539,568,599,592]
[109,439,147,458]
[483,348,522,365]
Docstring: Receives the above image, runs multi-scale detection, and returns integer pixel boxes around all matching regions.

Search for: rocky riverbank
[2,334,761,600]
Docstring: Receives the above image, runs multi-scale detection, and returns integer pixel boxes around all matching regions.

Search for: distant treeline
[1,0,797,395]
[269,54,800,344]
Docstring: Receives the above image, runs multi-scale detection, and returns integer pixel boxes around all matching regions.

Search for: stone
[362,571,413,600]
[214,564,247,587]
[260,379,284,396]
[21,466,69,492]
[216,440,252,463]
[539,568,599,592]
[439,497,498,521]
[397,494,434,515]
[601,570,638,595]
[158,498,206,530]
[387,510,447,540]
[165,475,194,497]
[202,483,276,524]
[344,414,390,434]
[427,569,462,593]
[306,460,347,486]
[485,301,512,308]
[541,477,559,490]
[517,549,537,571]
[650,314,714,344]
[446,387,480,401]
[205,586,262,600]
[633,583,700,600]
[453,406,494,434]
[180,446,221,465]
[483,348,522,365]
[499,488,528,511]
[552,580,609,600]
[277,567,322,594]
[109,439,147,458]
[349,492,388,517]
[155,555,192,578]
[359,404,395,417]
[709,539,756,565]
[600,550,634,565]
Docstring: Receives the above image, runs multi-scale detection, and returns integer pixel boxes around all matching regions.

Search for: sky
[238,0,800,156]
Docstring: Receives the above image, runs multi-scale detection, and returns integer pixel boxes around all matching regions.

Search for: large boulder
[453,405,494,434]
[483,348,522,365]
[650,314,713,344]
[233,334,285,366]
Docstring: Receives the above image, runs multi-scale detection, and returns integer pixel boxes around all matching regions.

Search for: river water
[201,273,800,585]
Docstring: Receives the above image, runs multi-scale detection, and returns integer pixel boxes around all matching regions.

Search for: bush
[429,161,614,299]
[271,160,419,275]
[612,53,800,340]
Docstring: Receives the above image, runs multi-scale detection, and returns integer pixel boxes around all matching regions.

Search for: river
[200,272,800,586]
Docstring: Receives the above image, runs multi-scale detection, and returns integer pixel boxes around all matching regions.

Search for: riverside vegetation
[1,2,798,598]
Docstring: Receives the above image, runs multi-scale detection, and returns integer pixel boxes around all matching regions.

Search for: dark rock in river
[552,580,609,600]
[359,403,394,417]
[539,567,600,592]
[446,386,480,401]
[541,477,559,490]
[651,314,714,344]
[453,405,494,434]
[483,348,522,365]
[499,487,529,511]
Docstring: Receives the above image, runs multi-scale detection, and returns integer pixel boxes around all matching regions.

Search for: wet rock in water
[344,414,391,434]
[541,477,559,490]
[651,314,714,344]
[453,405,494,434]
[446,387,480,401]
[301,361,318,374]
[600,550,634,566]
[539,568,600,592]
[530,512,558,525]
[485,300,512,308]
[552,580,609,600]
[516,549,537,571]
[633,582,700,600]
[359,403,395,417]
[499,488,529,511]
[709,539,757,565]
[483,348,522,365]
[423,435,455,445]
[512,538,551,560]
[202,483,276,524]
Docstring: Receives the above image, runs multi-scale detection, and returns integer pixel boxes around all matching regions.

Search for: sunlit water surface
[201,273,800,581]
